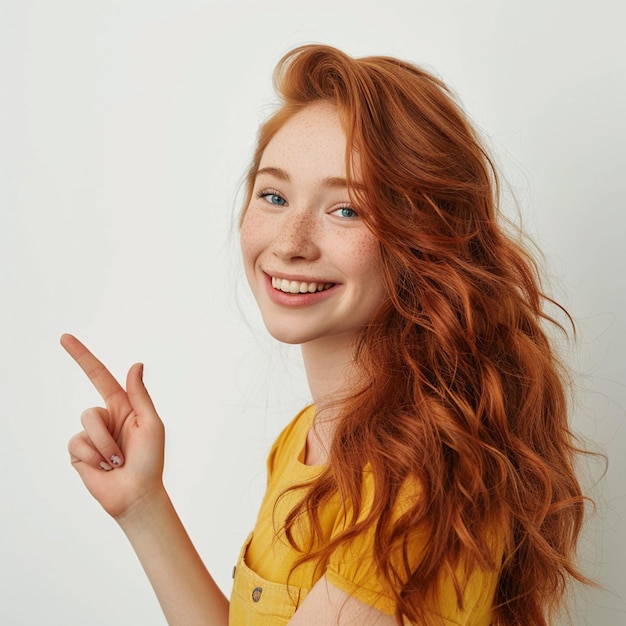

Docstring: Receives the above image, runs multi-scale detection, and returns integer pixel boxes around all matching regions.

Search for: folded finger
[80,407,125,468]
[68,431,115,471]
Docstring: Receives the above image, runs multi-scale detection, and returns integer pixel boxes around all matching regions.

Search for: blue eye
[332,206,358,219]
[268,194,286,206]
[258,191,287,206]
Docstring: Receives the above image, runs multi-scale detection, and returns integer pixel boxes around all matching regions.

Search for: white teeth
[271,276,333,294]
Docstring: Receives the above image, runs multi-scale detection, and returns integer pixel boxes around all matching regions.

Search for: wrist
[115,482,171,531]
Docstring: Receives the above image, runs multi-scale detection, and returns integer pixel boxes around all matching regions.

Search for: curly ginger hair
[242,44,590,625]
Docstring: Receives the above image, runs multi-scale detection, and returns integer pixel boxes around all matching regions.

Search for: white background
[2,1,625,624]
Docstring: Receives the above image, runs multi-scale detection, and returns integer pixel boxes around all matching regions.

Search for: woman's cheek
[348,232,384,276]
[240,210,263,258]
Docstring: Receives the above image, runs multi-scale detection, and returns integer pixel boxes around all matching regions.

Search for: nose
[271,209,321,262]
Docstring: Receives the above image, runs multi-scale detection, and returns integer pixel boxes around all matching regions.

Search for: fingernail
[100,461,112,471]
[110,454,122,466]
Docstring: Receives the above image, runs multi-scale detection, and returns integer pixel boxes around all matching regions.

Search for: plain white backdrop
[2,1,625,624]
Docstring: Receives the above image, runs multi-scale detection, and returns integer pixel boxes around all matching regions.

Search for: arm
[289,576,398,626]
[117,489,229,625]
[62,334,229,625]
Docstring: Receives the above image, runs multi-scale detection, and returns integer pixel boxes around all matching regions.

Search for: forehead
[259,102,348,175]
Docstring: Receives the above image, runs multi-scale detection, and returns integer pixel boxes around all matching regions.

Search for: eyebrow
[256,166,290,181]
[255,166,364,191]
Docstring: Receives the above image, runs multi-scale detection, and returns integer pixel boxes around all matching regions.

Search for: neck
[300,332,362,414]
[300,333,361,465]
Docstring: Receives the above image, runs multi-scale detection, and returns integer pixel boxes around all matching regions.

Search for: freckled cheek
[239,224,263,294]
[239,228,253,259]
[239,211,265,261]
[348,236,386,300]
[348,236,384,275]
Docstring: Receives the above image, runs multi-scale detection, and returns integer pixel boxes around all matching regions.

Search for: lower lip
[264,274,339,307]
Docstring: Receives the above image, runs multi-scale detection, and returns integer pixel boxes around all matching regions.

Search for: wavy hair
[242,44,589,625]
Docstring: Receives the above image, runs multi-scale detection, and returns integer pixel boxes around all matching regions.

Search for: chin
[265,327,313,346]
[264,322,360,352]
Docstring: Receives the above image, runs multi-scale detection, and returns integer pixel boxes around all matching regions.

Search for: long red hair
[243,44,589,625]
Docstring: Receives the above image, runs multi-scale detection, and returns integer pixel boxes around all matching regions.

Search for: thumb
[126,363,160,420]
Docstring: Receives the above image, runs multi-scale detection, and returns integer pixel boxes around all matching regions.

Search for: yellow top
[229,406,500,625]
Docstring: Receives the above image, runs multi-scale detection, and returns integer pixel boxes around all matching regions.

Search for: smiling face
[240,101,386,351]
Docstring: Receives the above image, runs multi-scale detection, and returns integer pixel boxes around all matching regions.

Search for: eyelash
[256,190,286,206]
[255,189,359,218]
[332,206,358,219]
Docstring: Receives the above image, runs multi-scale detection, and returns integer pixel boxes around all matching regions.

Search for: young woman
[62,44,588,625]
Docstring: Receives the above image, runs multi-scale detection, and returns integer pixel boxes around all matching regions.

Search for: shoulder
[325,472,502,621]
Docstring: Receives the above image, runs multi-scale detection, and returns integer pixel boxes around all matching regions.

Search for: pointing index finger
[60,334,130,410]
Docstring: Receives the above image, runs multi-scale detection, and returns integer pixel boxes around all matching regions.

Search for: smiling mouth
[271,276,335,294]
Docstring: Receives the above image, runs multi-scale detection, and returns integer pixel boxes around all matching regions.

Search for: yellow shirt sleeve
[241,406,499,625]
[324,472,500,624]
